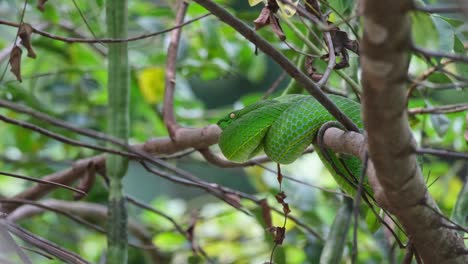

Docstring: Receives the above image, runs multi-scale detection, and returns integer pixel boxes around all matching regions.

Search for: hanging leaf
[454,36,468,80]
[18,23,36,58]
[9,46,23,82]
[277,0,298,18]
[411,12,437,48]
[432,16,454,54]
[430,113,450,137]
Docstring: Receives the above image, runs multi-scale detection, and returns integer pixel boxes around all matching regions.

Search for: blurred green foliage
[0,0,467,263]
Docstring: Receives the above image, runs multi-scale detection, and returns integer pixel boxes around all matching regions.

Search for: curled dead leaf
[9,46,23,82]
[37,0,48,12]
[253,1,286,41]
[273,226,285,244]
[254,7,271,31]
[19,23,36,58]
[259,199,273,228]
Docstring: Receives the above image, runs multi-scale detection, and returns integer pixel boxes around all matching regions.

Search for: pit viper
[217,94,370,197]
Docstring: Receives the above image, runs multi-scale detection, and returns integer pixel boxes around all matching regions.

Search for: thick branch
[1,125,221,213]
[360,1,467,263]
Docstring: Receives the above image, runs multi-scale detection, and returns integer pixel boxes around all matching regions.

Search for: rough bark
[360,1,467,263]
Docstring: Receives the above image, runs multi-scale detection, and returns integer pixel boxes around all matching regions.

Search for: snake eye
[229,113,236,119]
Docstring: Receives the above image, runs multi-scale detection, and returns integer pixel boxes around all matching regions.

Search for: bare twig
[262,71,287,99]
[163,1,188,139]
[406,60,455,103]
[0,13,210,44]
[0,171,85,196]
[414,4,468,14]
[0,114,138,158]
[412,45,468,64]
[193,0,360,132]
[408,104,468,115]
[199,148,348,196]
[2,219,89,264]
[417,147,468,160]
[6,200,166,258]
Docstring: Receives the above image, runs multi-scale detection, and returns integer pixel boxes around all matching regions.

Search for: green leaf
[427,72,452,84]
[432,16,454,53]
[247,54,267,82]
[248,0,264,6]
[451,181,468,233]
[365,208,381,233]
[430,113,450,137]
[411,12,437,48]
[319,200,352,264]
[454,36,468,79]
[41,3,60,23]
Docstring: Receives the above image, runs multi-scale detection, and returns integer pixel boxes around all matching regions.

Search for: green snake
[217,94,368,197]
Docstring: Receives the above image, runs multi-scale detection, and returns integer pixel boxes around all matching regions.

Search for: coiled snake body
[217,94,366,196]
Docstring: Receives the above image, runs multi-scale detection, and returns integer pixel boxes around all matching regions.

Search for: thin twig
[408,103,468,115]
[417,147,468,160]
[412,45,468,64]
[5,199,164,252]
[162,1,188,139]
[262,71,287,99]
[414,4,468,13]
[0,171,85,196]
[125,195,212,261]
[2,220,89,264]
[0,99,123,146]
[406,60,455,103]
[0,114,138,158]
[0,13,210,43]
[193,0,360,132]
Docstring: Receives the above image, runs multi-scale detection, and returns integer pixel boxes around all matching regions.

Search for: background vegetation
[0,0,467,263]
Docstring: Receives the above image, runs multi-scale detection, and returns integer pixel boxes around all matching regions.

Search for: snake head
[217,111,239,130]
[217,99,276,130]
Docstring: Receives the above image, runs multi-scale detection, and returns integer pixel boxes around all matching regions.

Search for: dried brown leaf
[269,15,285,41]
[274,226,285,244]
[276,163,283,185]
[275,191,286,203]
[19,23,36,58]
[9,46,23,82]
[253,2,285,41]
[259,199,272,228]
[37,0,48,12]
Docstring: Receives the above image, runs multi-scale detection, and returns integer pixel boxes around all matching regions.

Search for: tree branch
[360,0,467,262]
[0,14,210,44]
[192,0,360,132]
[162,1,187,139]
